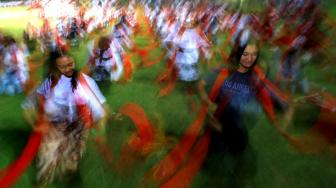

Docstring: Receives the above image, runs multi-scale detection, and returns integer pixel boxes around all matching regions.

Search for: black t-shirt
[205,69,261,125]
[218,71,256,110]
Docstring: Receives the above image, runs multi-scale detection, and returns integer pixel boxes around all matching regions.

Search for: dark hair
[228,38,259,73]
[4,36,16,46]
[230,39,265,90]
[98,36,111,50]
[46,50,78,91]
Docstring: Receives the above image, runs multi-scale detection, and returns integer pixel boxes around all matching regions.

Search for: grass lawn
[1,4,336,188]
[0,6,32,39]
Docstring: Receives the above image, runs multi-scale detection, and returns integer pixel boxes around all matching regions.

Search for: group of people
[1,0,335,187]
[143,0,332,95]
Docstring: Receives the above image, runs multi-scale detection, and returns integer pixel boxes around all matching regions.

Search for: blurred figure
[88,36,124,82]
[164,11,210,82]
[67,17,81,46]
[203,40,262,154]
[35,50,106,186]
[275,1,325,94]
[199,39,286,187]
[39,19,56,52]
[23,23,38,54]
[0,36,29,95]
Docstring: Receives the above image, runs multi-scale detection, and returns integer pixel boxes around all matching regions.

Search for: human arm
[197,79,223,132]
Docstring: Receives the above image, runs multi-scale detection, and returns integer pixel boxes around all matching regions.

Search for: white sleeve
[16,50,29,82]
[36,78,51,99]
[83,74,106,104]
[163,29,177,43]
[82,74,107,121]
[195,31,209,48]
[87,40,95,57]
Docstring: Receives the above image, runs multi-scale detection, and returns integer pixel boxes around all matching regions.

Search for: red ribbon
[0,132,43,188]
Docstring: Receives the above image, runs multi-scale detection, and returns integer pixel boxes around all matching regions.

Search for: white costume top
[3,44,29,84]
[173,28,209,81]
[37,74,106,123]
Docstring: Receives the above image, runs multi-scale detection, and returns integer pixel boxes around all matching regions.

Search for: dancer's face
[239,44,258,69]
[56,56,75,77]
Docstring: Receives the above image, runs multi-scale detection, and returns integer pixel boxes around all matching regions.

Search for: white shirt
[172,29,209,81]
[37,74,106,123]
[174,28,209,64]
[3,45,29,84]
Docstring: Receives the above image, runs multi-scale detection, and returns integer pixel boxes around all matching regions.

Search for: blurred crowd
[1,0,336,187]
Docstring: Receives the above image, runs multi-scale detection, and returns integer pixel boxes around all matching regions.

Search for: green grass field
[1,4,336,188]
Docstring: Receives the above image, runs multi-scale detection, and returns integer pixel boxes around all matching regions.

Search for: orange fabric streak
[142,60,160,68]
[0,95,51,188]
[157,53,178,96]
[256,87,276,122]
[158,68,177,97]
[142,53,164,68]
[156,57,175,83]
[138,49,149,58]
[123,54,133,82]
[76,103,93,128]
[149,68,229,182]
[254,66,290,103]
[149,104,208,182]
[160,132,210,188]
[119,103,155,151]
[0,132,43,188]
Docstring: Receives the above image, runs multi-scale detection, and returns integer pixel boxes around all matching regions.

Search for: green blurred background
[1,1,336,187]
